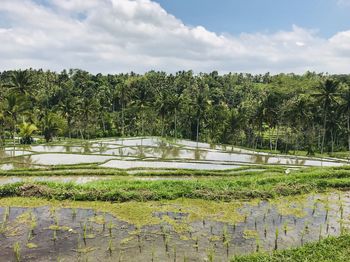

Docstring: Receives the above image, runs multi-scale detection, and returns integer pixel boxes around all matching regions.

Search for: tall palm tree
[7,70,34,96]
[41,113,65,142]
[313,78,339,153]
[115,80,131,137]
[338,85,350,151]
[3,93,30,146]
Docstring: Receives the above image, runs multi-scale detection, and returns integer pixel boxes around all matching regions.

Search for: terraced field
[1,137,350,261]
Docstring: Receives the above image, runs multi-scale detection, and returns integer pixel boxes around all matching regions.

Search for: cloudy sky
[0,0,349,74]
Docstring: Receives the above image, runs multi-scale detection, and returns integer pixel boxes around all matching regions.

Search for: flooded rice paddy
[0,176,116,186]
[0,137,348,170]
[0,191,349,261]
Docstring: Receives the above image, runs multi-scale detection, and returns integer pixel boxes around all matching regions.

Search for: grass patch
[232,234,350,262]
[1,166,350,202]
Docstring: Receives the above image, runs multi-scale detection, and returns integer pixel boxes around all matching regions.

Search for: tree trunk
[274,125,279,152]
[347,113,350,152]
[174,108,177,141]
[161,115,164,137]
[196,117,200,146]
[121,103,125,137]
[269,128,273,152]
[321,105,327,154]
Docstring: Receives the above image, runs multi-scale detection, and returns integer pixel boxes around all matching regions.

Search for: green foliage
[19,122,38,144]
[41,113,67,142]
[2,166,350,202]
[1,69,350,153]
[232,234,350,262]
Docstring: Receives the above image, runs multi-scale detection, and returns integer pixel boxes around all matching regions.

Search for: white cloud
[0,0,349,74]
[337,0,350,6]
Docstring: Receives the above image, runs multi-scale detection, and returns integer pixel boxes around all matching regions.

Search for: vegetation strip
[1,166,350,201]
[232,234,350,262]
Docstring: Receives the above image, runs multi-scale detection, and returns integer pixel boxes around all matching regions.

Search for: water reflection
[0,191,349,261]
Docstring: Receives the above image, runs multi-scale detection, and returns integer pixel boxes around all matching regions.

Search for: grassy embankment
[232,234,350,262]
[1,166,350,202]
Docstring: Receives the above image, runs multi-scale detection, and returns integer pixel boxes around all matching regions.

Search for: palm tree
[338,85,350,151]
[0,112,4,147]
[19,122,38,144]
[313,78,340,153]
[41,113,65,142]
[3,93,30,146]
[7,70,34,96]
[115,80,130,137]
[193,81,209,144]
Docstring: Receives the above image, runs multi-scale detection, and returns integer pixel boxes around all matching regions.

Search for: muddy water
[0,191,349,261]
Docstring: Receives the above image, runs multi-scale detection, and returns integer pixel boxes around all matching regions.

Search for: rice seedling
[102,213,106,231]
[13,242,21,262]
[340,203,344,219]
[108,221,114,237]
[72,208,77,220]
[83,222,87,245]
[165,235,170,253]
[151,245,155,262]
[194,236,199,251]
[206,247,215,262]
[264,224,267,238]
[312,201,317,216]
[274,227,279,250]
[53,229,57,243]
[283,221,288,235]
[3,207,10,223]
[255,236,260,252]
[107,239,113,255]
[254,218,257,230]
[222,225,228,243]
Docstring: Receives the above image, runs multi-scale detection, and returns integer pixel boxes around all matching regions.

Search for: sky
[0,0,349,74]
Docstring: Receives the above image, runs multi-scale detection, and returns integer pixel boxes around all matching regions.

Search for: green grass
[0,164,283,177]
[232,234,350,262]
[1,166,350,202]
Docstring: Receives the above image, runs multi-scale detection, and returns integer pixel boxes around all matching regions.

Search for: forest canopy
[0,69,350,155]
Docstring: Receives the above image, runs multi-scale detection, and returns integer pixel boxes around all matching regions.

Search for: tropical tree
[3,93,30,146]
[313,78,340,153]
[19,122,38,144]
[7,70,34,96]
[338,84,350,151]
[41,113,66,142]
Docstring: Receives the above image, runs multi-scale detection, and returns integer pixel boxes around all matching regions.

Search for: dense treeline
[0,69,350,154]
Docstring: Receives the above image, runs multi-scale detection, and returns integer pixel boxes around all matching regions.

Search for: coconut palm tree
[313,78,340,153]
[338,85,350,151]
[3,93,30,146]
[7,70,34,96]
[41,113,66,142]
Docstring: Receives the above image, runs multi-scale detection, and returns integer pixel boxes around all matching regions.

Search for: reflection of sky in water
[26,154,115,165]
[0,137,347,168]
[0,176,114,185]
[0,192,349,261]
[100,160,240,170]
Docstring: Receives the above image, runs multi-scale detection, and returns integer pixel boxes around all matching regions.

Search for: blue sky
[0,0,349,73]
[154,0,350,37]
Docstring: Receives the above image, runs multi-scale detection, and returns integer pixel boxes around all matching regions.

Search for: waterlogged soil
[0,191,349,261]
